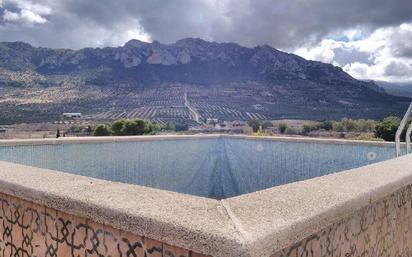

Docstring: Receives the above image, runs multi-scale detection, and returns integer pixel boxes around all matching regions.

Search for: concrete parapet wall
[0,192,209,257]
[271,184,412,257]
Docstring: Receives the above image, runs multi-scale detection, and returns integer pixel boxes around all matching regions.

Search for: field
[1,77,408,127]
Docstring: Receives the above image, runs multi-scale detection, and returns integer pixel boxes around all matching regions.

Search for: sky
[0,0,411,83]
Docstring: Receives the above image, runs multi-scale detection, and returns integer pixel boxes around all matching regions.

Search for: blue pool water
[0,138,397,199]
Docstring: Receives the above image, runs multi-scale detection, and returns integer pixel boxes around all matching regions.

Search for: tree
[56,129,60,138]
[302,123,318,135]
[319,120,333,131]
[248,120,261,132]
[375,116,400,141]
[121,119,146,135]
[135,119,146,135]
[144,122,161,134]
[93,124,111,136]
[112,120,126,136]
[341,118,357,132]
[278,123,288,134]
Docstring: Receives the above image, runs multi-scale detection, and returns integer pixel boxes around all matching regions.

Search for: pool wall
[0,192,206,257]
[0,135,411,257]
[271,183,412,257]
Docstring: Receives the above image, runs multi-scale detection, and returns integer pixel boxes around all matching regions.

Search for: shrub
[243,126,253,135]
[93,124,111,136]
[248,120,261,133]
[319,120,333,131]
[144,122,162,134]
[375,116,400,141]
[255,126,265,136]
[68,126,82,133]
[278,123,288,134]
[301,123,318,135]
[285,127,297,135]
[356,119,376,133]
[111,119,126,136]
[93,119,162,137]
[122,119,146,135]
[340,118,357,132]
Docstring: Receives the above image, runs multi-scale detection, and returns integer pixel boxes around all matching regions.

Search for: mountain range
[0,38,409,125]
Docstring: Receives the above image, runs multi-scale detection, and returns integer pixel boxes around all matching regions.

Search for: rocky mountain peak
[124,39,150,48]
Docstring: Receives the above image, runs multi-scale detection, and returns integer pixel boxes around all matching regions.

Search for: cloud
[295,23,412,83]
[4,9,47,24]
[295,40,337,64]
[0,0,411,49]
[1,0,50,25]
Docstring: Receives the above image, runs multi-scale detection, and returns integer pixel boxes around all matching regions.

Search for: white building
[63,113,82,118]
[206,118,219,125]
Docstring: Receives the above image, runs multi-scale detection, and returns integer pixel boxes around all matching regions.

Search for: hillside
[0,39,409,125]
[377,81,412,98]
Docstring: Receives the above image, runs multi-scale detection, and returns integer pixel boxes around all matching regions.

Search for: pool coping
[0,135,411,257]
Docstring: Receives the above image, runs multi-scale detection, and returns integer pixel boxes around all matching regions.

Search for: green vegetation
[319,120,333,131]
[247,120,274,133]
[93,119,161,136]
[165,122,189,132]
[67,125,92,136]
[331,118,376,133]
[301,123,319,135]
[299,119,376,136]
[373,116,412,142]
[252,116,411,142]
[278,123,288,134]
[111,120,126,135]
[242,126,253,135]
[93,124,111,136]
[247,120,261,133]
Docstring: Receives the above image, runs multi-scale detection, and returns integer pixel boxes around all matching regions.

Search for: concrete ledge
[0,135,411,257]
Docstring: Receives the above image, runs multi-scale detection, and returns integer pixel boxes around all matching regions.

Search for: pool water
[0,138,397,199]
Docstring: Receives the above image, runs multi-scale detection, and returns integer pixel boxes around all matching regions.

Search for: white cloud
[2,0,50,25]
[295,40,338,63]
[3,9,47,24]
[20,9,47,24]
[3,10,20,22]
[294,23,412,83]
[127,26,152,43]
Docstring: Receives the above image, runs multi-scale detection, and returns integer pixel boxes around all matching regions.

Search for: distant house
[206,118,219,125]
[0,127,7,133]
[63,113,82,118]
[231,120,246,127]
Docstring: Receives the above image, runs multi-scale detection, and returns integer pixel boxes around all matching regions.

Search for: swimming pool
[0,135,398,199]
[0,135,411,257]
